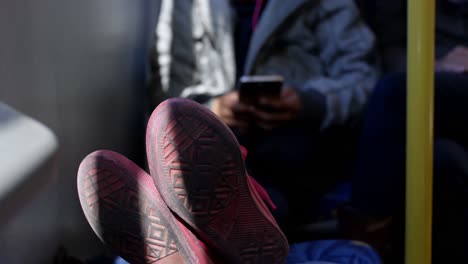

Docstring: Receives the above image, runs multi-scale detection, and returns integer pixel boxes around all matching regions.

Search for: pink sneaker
[146,98,289,263]
[77,150,215,264]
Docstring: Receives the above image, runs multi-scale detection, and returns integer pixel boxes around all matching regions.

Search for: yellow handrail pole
[406,0,435,263]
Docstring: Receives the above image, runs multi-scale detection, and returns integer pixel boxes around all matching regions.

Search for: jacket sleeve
[149,0,235,108]
[301,0,380,130]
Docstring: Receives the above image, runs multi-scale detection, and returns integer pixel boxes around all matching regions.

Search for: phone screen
[238,75,283,105]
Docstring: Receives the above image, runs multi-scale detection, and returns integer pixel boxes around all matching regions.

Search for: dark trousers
[351,72,468,262]
[234,121,360,228]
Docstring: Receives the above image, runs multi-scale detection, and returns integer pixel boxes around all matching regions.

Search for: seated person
[149,0,379,232]
[343,0,468,262]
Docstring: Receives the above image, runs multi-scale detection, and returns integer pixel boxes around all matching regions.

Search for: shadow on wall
[0,0,160,262]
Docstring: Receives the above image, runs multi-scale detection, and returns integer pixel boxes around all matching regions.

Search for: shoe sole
[146,98,289,263]
[77,150,212,264]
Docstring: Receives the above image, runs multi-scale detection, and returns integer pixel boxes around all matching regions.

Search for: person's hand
[436,46,468,73]
[211,91,252,131]
[251,87,302,130]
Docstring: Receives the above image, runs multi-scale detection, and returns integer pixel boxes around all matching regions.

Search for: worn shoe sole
[77,150,213,264]
[146,98,289,263]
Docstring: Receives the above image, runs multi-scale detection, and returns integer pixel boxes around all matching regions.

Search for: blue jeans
[351,72,468,262]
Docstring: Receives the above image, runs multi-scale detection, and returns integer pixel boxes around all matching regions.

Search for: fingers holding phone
[211,91,252,131]
[253,87,302,130]
[257,87,302,112]
[238,75,302,130]
[238,75,283,106]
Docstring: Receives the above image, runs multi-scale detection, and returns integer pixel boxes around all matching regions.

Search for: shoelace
[240,145,277,211]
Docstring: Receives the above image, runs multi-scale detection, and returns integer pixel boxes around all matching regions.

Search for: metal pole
[406,0,435,263]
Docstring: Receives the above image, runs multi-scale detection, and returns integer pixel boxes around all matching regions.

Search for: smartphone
[238,75,283,105]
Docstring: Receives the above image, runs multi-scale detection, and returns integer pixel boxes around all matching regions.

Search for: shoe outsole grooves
[77,150,209,264]
[146,98,289,264]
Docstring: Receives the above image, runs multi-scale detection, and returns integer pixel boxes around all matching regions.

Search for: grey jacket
[150,0,379,129]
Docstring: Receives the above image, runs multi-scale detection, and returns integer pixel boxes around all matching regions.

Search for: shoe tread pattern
[161,114,240,220]
[78,161,180,264]
[148,99,289,263]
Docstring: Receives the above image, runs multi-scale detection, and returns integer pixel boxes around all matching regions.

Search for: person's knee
[359,72,408,135]
[371,72,407,105]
